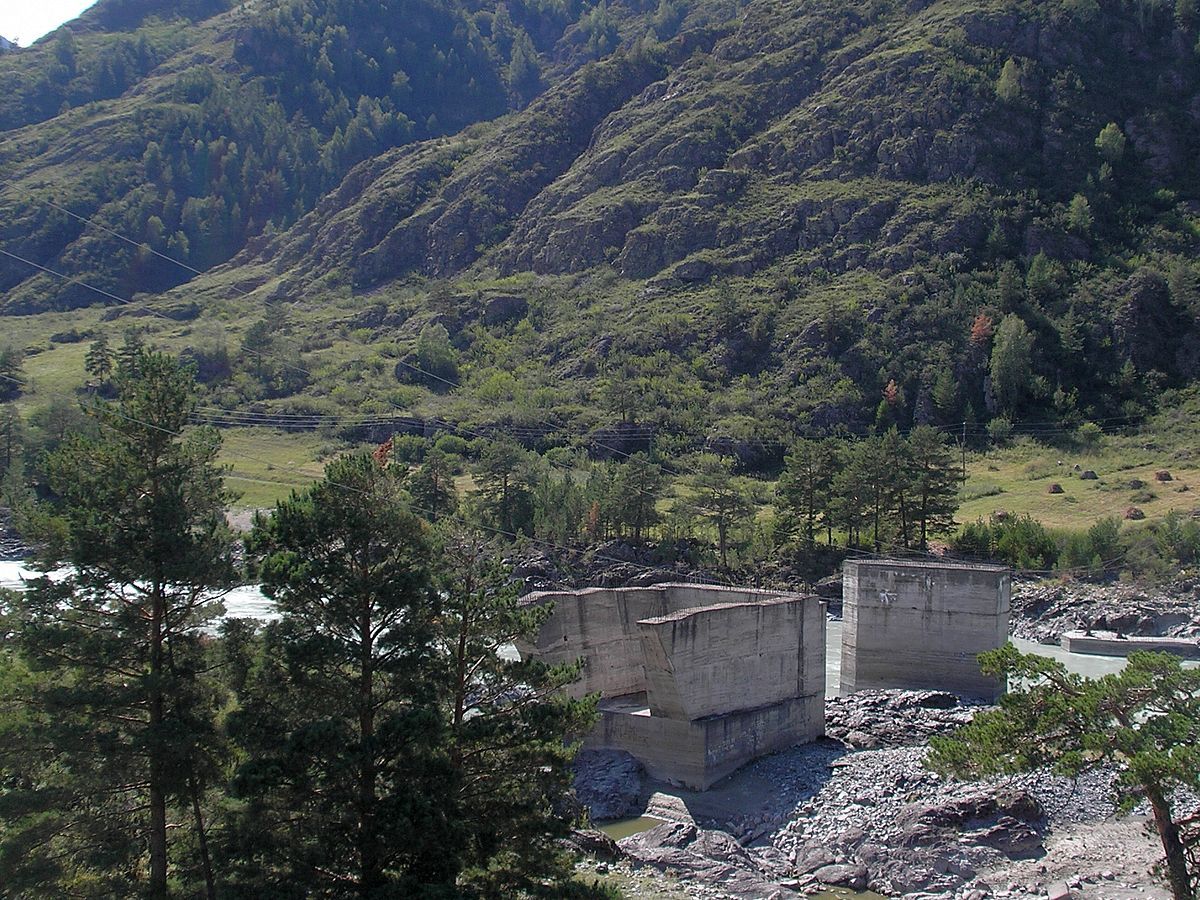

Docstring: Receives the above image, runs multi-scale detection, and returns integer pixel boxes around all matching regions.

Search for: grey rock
[574,749,646,821]
[794,846,838,874]
[564,828,622,860]
[481,293,528,326]
[812,862,868,890]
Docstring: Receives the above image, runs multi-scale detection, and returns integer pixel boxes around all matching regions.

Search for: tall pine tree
[1,349,235,898]
[438,530,594,896]
[228,454,456,897]
[907,425,960,550]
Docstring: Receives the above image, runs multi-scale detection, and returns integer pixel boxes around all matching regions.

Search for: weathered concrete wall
[841,560,1010,699]
[638,598,825,720]
[519,583,820,700]
[519,583,827,789]
[517,587,670,698]
[588,696,824,790]
[1060,632,1200,659]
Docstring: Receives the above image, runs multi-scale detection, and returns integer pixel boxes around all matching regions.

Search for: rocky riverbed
[1012,577,1200,645]
[571,690,1181,900]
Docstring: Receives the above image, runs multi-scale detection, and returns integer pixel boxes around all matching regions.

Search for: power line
[4,369,1159,583]
[4,217,675,510]
[45,200,219,286]
[11,197,1150,516]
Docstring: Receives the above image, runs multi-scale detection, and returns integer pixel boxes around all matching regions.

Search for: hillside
[4,0,1200,461]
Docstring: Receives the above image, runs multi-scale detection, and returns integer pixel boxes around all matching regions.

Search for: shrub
[391,434,428,463]
[1076,421,1103,447]
[433,433,470,457]
[952,514,1058,570]
[986,417,1013,447]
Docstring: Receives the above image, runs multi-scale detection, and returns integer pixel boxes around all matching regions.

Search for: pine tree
[2,349,235,897]
[989,314,1035,418]
[685,454,753,568]
[907,425,960,550]
[878,427,912,548]
[995,57,1023,102]
[230,454,457,896]
[929,648,1200,900]
[931,366,959,423]
[0,403,22,477]
[0,344,25,401]
[408,446,458,519]
[829,455,869,549]
[438,531,595,895]
[609,452,663,542]
[777,438,837,548]
[472,437,537,536]
[84,334,115,387]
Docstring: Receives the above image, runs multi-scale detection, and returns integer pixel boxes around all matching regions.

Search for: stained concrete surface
[841,560,1010,700]
[520,584,827,789]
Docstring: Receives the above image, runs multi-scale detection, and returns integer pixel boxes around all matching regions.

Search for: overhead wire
[0,370,1159,585]
[5,210,1145,457]
[7,196,1160,570]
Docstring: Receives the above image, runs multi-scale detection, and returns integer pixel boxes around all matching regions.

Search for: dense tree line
[382,423,961,570]
[0,351,602,898]
[774,426,960,554]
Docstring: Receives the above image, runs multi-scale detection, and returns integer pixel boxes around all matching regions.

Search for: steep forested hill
[4,0,1200,456]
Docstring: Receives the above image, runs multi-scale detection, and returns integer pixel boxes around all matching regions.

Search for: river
[0,559,279,623]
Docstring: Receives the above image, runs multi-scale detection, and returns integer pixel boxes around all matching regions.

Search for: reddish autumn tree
[969,312,995,347]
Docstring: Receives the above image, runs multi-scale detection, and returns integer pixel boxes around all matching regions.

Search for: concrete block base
[588,694,824,790]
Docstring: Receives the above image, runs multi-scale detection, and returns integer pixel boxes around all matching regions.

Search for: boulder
[564,828,622,860]
[964,816,1044,858]
[574,749,645,821]
[812,862,868,890]
[794,846,838,875]
[482,293,528,326]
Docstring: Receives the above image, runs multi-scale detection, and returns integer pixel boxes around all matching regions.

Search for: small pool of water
[596,815,667,840]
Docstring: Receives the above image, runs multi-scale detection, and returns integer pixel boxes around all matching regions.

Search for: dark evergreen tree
[1,349,234,898]
[408,447,458,519]
[229,454,456,897]
[608,452,663,542]
[907,425,960,550]
[0,345,25,401]
[0,403,23,478]
[437,531,595,895]
[472,437,538,536]
[685,454,753,569]
[84,335,114,387]
[777,438,837,548]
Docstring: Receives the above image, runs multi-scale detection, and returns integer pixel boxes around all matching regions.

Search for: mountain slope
[0,0,674,311]
[5,0,1200,455]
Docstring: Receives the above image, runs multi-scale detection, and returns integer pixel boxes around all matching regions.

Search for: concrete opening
[840,559,1011,700]
[517,583,827,790]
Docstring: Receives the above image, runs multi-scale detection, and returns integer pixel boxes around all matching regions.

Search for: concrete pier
[519,584,826,790]
[841,559,1011,700]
